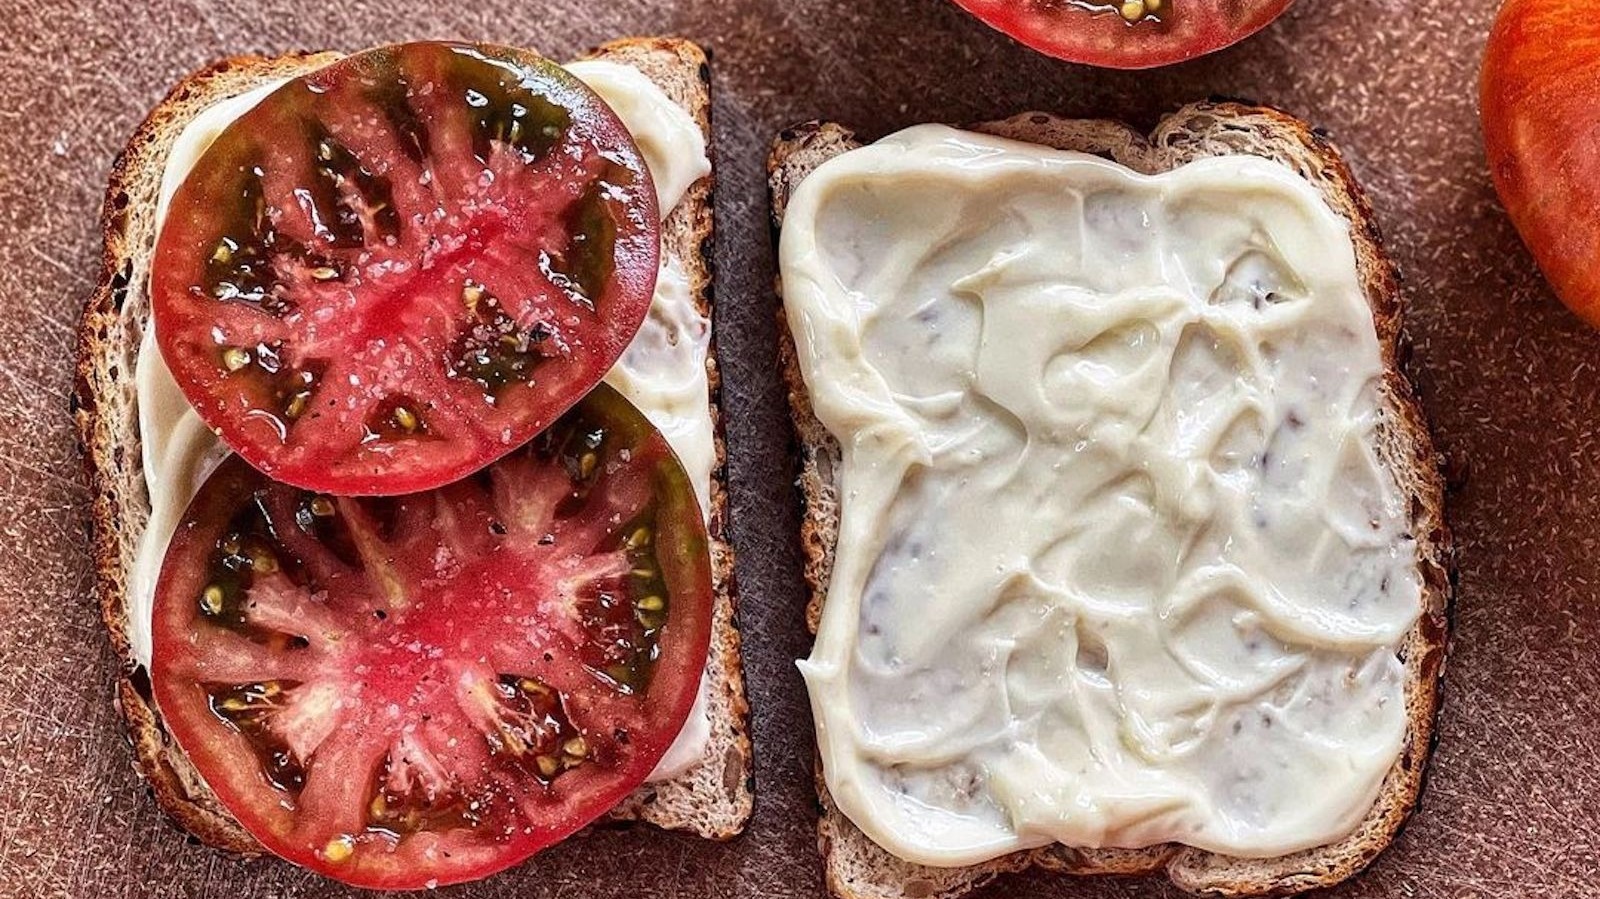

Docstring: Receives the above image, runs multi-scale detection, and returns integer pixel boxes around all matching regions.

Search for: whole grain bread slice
[769,105,1453,899]
[72,36,751,856]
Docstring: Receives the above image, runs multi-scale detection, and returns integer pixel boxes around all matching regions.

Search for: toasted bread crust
[73,37,750,858]
[589,36,755,838]
[769,106,1452,899]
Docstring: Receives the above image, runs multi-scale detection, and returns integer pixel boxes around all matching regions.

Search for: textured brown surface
[1,1,1597,898]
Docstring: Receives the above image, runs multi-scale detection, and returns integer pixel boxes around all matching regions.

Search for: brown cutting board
[2,0,1596,896]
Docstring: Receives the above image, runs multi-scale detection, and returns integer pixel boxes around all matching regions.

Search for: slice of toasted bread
[72,36,751,856]
[769,105,1453,899]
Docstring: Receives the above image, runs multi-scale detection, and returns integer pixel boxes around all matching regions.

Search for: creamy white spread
[132,58,714,782]
[782,125,1422,866]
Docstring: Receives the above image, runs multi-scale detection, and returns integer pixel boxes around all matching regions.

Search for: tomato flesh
[1481,1,1600,327]
[150,385,711,889]
[950,0,1291,69]
[153,42,660,495]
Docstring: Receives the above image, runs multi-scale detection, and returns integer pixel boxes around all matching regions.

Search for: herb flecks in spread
[782,125,1423,867]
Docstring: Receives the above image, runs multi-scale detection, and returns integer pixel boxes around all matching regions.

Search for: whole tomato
[1481,0,1600,326]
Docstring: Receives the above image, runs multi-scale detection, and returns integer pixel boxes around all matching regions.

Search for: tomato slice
[152,42,660,495]
[150,385,710,889]
[950,0,1292,69]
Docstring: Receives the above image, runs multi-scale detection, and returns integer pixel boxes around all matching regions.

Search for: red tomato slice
[153,42,660,495]
[950,0,1292,69]
[150,385,710,889]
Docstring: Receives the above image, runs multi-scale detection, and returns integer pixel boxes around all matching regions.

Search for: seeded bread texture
[768,105,1452,899]
[72,36,751,857]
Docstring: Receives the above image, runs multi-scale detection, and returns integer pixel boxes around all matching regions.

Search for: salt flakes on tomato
[150,384,711,889]
[152,41,660,495]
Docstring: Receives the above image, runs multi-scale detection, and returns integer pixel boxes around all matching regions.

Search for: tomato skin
[1481,1,1600,327]
[150,385,711,889]
[949,0,1292,69]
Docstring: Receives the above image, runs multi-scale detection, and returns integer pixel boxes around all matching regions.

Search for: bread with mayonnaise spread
[768,104,1451,899]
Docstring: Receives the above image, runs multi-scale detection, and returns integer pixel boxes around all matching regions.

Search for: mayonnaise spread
[782,124,1421,865]
[130,58,714,782]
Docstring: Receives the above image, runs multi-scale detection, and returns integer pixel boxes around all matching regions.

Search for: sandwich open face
[771,106,1450,898]
[75,37,750,889]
